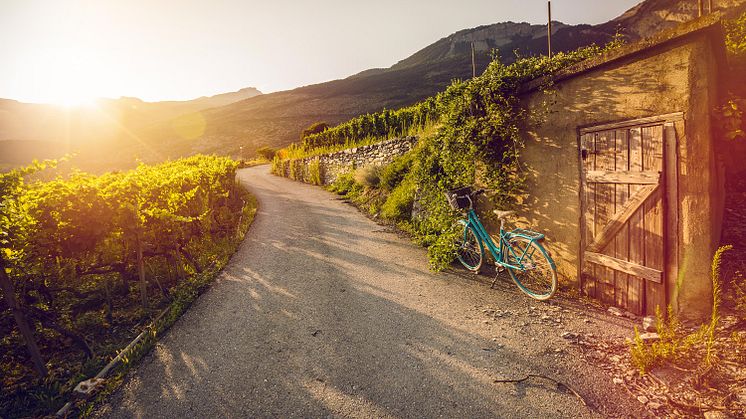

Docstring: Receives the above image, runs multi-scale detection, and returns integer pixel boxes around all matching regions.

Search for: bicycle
[445,186,557,300]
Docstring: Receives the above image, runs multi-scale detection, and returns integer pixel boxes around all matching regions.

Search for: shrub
[308,159,323,185]
[354,165,382,188]
[379,152,414,191]
[380,179,415,220]
[256,146,276,161]
[328,172,360,196]
[300,122,329,142]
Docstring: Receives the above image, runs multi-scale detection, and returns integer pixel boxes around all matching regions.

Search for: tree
[255,146,276,161]
[300,122,329,141]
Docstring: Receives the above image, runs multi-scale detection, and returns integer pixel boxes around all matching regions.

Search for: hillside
[2,0,745,169]
[143,0,746,161]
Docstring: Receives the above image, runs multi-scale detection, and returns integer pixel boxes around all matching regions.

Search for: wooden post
[708,0,713,13]
[698,0,704,17]
[471,42,476,78]
[136,234,148,308]
[0,261,47,376]
[547,1,552,58]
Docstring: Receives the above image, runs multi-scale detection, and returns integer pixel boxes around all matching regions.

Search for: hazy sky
[0,0,642,104]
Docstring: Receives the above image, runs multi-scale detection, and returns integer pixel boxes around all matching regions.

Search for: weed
[380,179,415,220]
[308,159,323,185]
[354,165,382,188]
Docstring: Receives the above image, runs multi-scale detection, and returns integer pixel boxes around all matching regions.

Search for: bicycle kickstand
[491,265,503,289]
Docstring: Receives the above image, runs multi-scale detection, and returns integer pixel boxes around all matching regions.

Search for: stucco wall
[517,30,724,318]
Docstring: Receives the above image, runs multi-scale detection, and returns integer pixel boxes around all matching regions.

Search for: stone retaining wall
[276,136,417,185]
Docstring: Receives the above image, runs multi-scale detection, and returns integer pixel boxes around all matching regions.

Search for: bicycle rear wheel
[506,236,557,300]
[454,222,483,273]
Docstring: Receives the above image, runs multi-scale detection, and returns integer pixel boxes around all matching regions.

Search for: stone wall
[277,136,417,185]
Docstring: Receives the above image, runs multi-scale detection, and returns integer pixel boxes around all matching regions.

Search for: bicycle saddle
[493,210,515,219]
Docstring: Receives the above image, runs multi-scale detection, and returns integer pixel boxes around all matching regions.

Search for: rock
[636,395,649,404]
[647,402,662,410]
[642,316,656,332]
[561,332,577,339]
[608,307,624,317]
[612,377,623,385]
[541,314,551,320]
[639,332,660,342]
[703,411,732,419]
[74,378,105,395]
[583,318,591,323]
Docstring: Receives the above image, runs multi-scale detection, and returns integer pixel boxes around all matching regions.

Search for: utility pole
[471,42,476,78]
[547,0,548,58]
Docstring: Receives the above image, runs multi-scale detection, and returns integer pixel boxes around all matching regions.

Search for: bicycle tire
[454,222,483,273]
[506,236,557,300]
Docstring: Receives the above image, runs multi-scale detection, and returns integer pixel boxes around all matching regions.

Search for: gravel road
[97,166,647,418]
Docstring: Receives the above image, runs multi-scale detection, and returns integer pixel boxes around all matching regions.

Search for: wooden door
[579,116,679,316]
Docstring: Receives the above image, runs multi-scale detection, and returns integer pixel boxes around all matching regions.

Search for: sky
[0,0,642,105]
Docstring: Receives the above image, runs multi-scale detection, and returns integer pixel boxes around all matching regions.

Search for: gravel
[96,166,648,418]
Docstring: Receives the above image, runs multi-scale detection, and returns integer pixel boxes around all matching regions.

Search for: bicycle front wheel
[506,236,557,300]
[454,222,483,273]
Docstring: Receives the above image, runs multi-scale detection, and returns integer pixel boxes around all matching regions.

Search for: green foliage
[0,155,256,418]
[302,101,437,150]
[255,146,276,161]
[629,246,735,374]
[725,11,746,58]
[308,158,323,185]
[379,152,414,191]
[706,245,731,366]
[354,165,382,188]
[278,41,622,269]
[380,179,415,220]
[714,95,746,141]
[300,121,330,142]
[327,172,361,197]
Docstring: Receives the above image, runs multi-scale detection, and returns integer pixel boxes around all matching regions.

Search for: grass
[629,245,736,374]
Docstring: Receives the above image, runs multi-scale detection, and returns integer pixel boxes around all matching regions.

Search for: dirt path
[97,166,647,418]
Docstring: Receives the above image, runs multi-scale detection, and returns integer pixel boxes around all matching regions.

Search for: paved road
[98,166,645,418]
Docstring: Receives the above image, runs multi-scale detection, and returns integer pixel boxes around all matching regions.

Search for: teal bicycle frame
[449,188,558,300]
[459,207,551,271]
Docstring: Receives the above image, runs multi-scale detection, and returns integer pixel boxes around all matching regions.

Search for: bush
[308,159,323,185]
[379,152,414,191]
[300,122,329,142]
[256,146,276,161]
[354,165,382,188]
[381,179,415,220]
[327,172,361,196]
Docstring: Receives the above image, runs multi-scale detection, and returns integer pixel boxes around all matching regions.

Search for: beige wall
[513,32,724,318]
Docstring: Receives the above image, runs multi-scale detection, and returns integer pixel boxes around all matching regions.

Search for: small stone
[541,315,551,320]
[583,318,591,323]
[608,307,624,317]
[637,395,649,404]
[612,377,623,385]
[561,332,577,339]
[639,332,660,342]
[647,402,662,410]
[703,411,731,419]
[642,316,656,332]
[483,320,490,324]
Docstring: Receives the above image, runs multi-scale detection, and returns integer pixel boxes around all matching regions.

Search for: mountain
[146,0,744,161]
[0,88,261,170]
[2,0,745,169]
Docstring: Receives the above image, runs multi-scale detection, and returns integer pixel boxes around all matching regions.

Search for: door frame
[577,112,682,314]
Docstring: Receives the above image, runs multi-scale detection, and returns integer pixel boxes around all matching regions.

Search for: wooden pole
[0,261,47,376]
[547,1,552,58]
[708,0,713,13]
[471,42,476,78]
[698,0,704,17]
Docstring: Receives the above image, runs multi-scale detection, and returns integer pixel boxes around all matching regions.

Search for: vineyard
[0,155,256,417]
[274,39,626,269]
